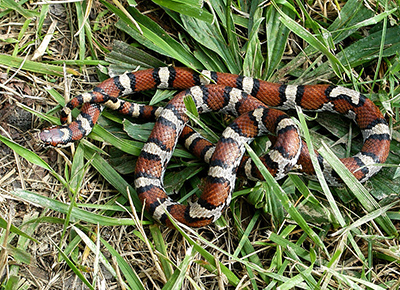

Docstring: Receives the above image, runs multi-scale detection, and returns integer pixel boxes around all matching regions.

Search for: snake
[39,67,391,227]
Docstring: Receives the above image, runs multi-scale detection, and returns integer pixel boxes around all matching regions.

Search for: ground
[1,1,400,289]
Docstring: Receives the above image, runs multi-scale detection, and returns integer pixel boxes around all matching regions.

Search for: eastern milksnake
[39,67,391,228]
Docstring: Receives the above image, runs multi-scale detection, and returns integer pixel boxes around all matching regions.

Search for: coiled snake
[39,67,391,227]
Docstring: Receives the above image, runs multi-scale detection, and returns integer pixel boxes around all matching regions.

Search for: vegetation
[0,0,399,289]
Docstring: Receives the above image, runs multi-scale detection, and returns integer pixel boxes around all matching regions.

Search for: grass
[0,0,400,289]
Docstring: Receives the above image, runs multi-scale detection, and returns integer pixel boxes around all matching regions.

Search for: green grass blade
[184,103,219,143]
[0,54,78,76]
[149,89,176,105]
[0,217,38,243]
[322,266,386,290]
[6,244,31,265]
[243,16,264,78]
[80,144,153,221]
[295,107,347,227]
[0,0,39,18]
[267,232,314,264]
[101,238,146,290]
[336,8,397,33]
[123,120,154,142]
[333,201,399,237]
[91,125,143,156]
[149,225,173,280]
[180,15,241,73]
[278,266,311,290]
[100,0,202,68]
[10,189,136,226]
[153,0,213,22]
[272,1,345,77]
[318,143,398,236]
[232,209,269,282]
[69,143,87,193]
[0,134,67,187]
[264,5,294,80]
[60,144,89,250]
[166,218,241,287]
[106,40,166,71]
[73,226,132,289]
[244,143,327,252]
[51,240,95,290]
[275,0,374,80]
[163,246,196,290]
[303,25,400,83]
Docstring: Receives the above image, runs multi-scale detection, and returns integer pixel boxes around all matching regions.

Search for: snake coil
[39,67,391,227]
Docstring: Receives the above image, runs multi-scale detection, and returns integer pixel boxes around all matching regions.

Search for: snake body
[39,67,391,227]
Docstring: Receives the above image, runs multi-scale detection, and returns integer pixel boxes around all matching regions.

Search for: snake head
[37,126,72,148]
